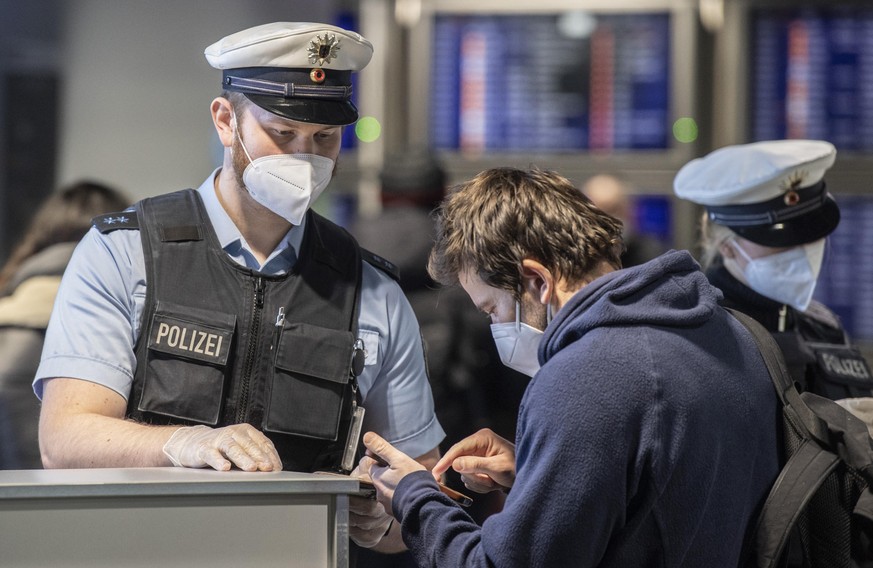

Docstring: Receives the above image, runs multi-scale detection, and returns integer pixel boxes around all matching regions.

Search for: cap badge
[308,33,341,66]
[310,68,326,83]
[781,170,806,206]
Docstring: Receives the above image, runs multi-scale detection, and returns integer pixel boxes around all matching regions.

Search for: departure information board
[815,196,873,341]
[753,8,873,341]
[430,13,671,152]
[752,8,873,149]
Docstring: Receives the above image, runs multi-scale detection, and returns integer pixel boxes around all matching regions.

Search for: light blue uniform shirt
[35,171,445,458]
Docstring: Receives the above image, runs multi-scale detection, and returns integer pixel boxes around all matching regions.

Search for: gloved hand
[162,424,283,472]
[349,496,394,548]
[348,463,395,548]
[835,397,873,436]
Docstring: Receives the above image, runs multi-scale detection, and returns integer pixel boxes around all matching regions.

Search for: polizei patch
[816,348,873,386]
[148,314,233,365]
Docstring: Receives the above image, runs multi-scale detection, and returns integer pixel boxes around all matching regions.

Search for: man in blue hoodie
[359,167,782,567]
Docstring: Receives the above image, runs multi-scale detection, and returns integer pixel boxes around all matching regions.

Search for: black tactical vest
[773,331,873,401]
[101,189,367,472]
[708,264,873,401]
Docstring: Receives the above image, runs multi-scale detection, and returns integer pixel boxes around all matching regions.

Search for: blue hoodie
[392,250,780,567]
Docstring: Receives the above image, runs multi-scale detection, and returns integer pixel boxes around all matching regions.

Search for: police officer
[674,139,873,402]
[34,22,445,553]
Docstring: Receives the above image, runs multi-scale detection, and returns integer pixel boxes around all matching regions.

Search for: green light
[355,116,382,143]
[673,117,698,144]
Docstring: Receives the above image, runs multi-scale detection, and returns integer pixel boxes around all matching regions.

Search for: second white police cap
[673,139,840,247]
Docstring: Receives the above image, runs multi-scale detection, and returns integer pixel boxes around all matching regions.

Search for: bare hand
[432,428,516,493]
[162,424,282,472]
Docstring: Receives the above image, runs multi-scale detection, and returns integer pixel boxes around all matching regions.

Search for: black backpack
[730,308,873,567]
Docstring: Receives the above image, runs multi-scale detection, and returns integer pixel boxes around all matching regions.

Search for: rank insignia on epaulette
[92,212,139,233]
[361,248,401,282]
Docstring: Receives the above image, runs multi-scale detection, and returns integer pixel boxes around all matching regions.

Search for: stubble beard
[229,129,341,193]
[230,131,250,198]
[520,291,549,331]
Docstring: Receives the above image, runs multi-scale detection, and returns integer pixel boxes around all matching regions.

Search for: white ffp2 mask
[235,124,334,225]
[490,300,550,378]
[730,239,825,312]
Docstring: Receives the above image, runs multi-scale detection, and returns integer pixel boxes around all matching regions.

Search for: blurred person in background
[582,173,665,268]
[674,139,873,405]
[0,180,129,469]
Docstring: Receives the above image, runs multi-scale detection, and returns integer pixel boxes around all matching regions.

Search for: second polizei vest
[124,189,363,472]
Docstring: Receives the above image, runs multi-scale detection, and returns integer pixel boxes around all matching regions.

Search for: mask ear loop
[543,269,554,326]
[730,238,754,264]
[518,279,554,328]
[231,112,256,167]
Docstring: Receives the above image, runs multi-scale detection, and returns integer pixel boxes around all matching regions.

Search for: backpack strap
[728,308,831,445]
[749,439,841,568]
[727,308,841,568]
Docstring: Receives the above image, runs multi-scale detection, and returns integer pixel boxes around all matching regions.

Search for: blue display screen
[752,8,873,150]
[814,195,873,341]
[752,8,873,341]
[430,13,671,151]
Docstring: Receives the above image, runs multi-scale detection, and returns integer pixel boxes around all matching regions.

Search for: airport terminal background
[0,0,871,359]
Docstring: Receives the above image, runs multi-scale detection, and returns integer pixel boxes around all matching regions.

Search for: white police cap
[673,139,840,247]
[204,22,374,126]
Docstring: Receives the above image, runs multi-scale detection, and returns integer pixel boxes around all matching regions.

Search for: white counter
[0,467,360,568]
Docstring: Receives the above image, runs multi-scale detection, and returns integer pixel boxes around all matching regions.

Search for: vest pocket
[265,323,355,441]
[139,302,236,425]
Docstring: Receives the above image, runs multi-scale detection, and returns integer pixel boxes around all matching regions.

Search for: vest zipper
[236,276,265,424]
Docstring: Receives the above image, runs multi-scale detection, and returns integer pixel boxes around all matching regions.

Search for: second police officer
[674,139,873,407]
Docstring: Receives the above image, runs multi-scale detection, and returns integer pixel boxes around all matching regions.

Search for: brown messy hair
[428,167,624,296]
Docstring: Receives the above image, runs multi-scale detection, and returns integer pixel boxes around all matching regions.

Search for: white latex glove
[349,496,394,548]
[162,424,282,472]
[835,397,873,437]
[348,463,394,548]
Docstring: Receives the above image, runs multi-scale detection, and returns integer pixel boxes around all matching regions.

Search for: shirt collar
[196,168,305,273]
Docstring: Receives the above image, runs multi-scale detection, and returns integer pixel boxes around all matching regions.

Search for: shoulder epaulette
[92,211,139,233]
[803,300,842,330]
[361,248,401,282]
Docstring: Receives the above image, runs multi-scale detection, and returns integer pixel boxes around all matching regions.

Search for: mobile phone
[356,479,378,499]
[356,478,473,507]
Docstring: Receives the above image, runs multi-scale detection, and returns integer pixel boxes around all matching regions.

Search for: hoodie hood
[540,250,722,364]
